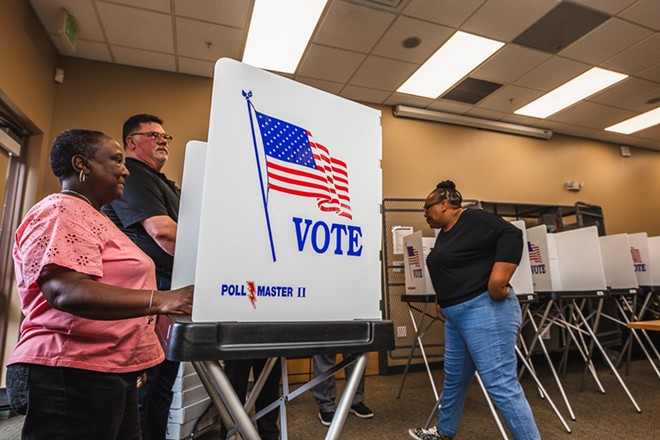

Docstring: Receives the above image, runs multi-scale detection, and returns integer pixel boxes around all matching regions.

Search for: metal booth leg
[325,352,369,440]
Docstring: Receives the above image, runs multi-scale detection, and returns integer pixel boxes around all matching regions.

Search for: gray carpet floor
[2,358,659,439]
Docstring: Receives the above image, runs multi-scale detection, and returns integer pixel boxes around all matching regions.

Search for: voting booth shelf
[159,59,393,440]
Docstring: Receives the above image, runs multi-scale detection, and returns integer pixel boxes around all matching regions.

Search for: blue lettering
[291,217,363,257]
[634,263,646,272]
[311,221,330,253]
[292,217,313,251]
[331,223,347,255]
[347,225,363,256]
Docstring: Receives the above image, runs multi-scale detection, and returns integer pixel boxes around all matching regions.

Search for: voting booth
[159,59,394,440]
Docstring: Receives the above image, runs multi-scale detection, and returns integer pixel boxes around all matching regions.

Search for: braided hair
[434,180,462,207]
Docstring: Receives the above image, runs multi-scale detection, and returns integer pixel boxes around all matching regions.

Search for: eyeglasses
[130,131,173,141]
[423,200,443,212]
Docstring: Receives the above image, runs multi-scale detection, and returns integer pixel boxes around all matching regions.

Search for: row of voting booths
[396,200,659,434]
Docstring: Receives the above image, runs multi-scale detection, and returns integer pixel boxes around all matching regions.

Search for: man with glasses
[102,113,180,440]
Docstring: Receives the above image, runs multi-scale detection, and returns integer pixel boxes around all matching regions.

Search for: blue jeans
[438,291,541,440]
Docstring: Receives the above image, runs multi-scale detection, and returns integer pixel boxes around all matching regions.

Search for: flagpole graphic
[244,90,277,262]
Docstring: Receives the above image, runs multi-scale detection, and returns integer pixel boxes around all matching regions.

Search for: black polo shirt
[102,157,180,281]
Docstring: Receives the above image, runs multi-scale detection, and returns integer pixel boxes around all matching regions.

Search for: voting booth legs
[525,293,641,415]
[397,295,443,402]
[190,354,370,440]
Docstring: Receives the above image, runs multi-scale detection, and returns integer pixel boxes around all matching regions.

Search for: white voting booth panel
[599,234,639,289]
[628,233,652,286]
[554,226,607,291]
[526,225,559,292]
[174,59,382,322]
[649,236,660,286]
[510,220,534,295]
[526,225,607,292]
[402,231,434,294]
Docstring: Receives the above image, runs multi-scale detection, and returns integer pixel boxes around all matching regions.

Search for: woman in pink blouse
[5,129,193,440]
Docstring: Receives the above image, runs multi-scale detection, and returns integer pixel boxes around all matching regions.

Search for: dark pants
[220,359,281,440]
[138,272,180,440]
[138,359,180,440]
[8,363,141,440]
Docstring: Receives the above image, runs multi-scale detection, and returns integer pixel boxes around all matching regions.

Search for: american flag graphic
[406,245,421,267]
[630,246,642,264]
[528,242,543,264]
[255,111,352,219]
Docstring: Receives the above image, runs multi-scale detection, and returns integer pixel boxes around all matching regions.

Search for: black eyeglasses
[130,131,173,141]
[423,200,443,212]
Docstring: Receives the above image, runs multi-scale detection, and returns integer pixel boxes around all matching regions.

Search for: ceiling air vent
[441,77,502,105]
[513,2,609,54]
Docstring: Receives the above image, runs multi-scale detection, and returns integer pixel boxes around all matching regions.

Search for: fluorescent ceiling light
[243,0,327,74]
[515,67,628,119]
[397,31,504,99]
[605,107,660,134]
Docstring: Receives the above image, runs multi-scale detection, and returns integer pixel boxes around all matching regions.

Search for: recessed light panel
[514,67,627,119]
[397,31,504,99]
[243,0,327,74]
[605,107,660,134]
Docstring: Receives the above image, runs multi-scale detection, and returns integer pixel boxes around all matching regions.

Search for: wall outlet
[397,326,407,338]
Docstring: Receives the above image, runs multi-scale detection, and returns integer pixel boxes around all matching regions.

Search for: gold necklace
[61,189,94,207]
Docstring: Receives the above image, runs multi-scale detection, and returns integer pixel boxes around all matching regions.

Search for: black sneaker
[318,410,334,427]
[349,402,374,419]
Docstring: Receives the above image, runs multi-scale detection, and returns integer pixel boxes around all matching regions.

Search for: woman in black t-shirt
[408,180,540,440]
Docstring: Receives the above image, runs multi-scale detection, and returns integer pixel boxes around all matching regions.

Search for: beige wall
[381,107,660,236]
[45,57,214,198]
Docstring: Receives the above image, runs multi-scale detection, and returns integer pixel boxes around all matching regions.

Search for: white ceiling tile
[294,77,344,95]
[402,0,486,27]
[97,2,174,53]
[58,38,112,62]
[101,0,170,14]
[426,99,473,114]
[174,0,252,27]
[541,120,600,139]
[176,17,244,61]
[297,45,366,83]
[111,46,176,72]
[560,18,652,65]
[615,87,660,113]
[340,85,391,104]
[465,107,507,120]
[568,0,637,15]
[29,0,105,41]
[478,85,545,113]
[587,77,660,109]
[349,55,417,90]
[549,101,637,129]
[312,0,396,53]
[601,34,660,75]
[371,16,454,63]
[472,44,550,84]
[461,0,559,42]
[514,56,590,91]
[384,92,434,107]
[637,62,660,83]
[177,57,215,78]
[618,0,660,30]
